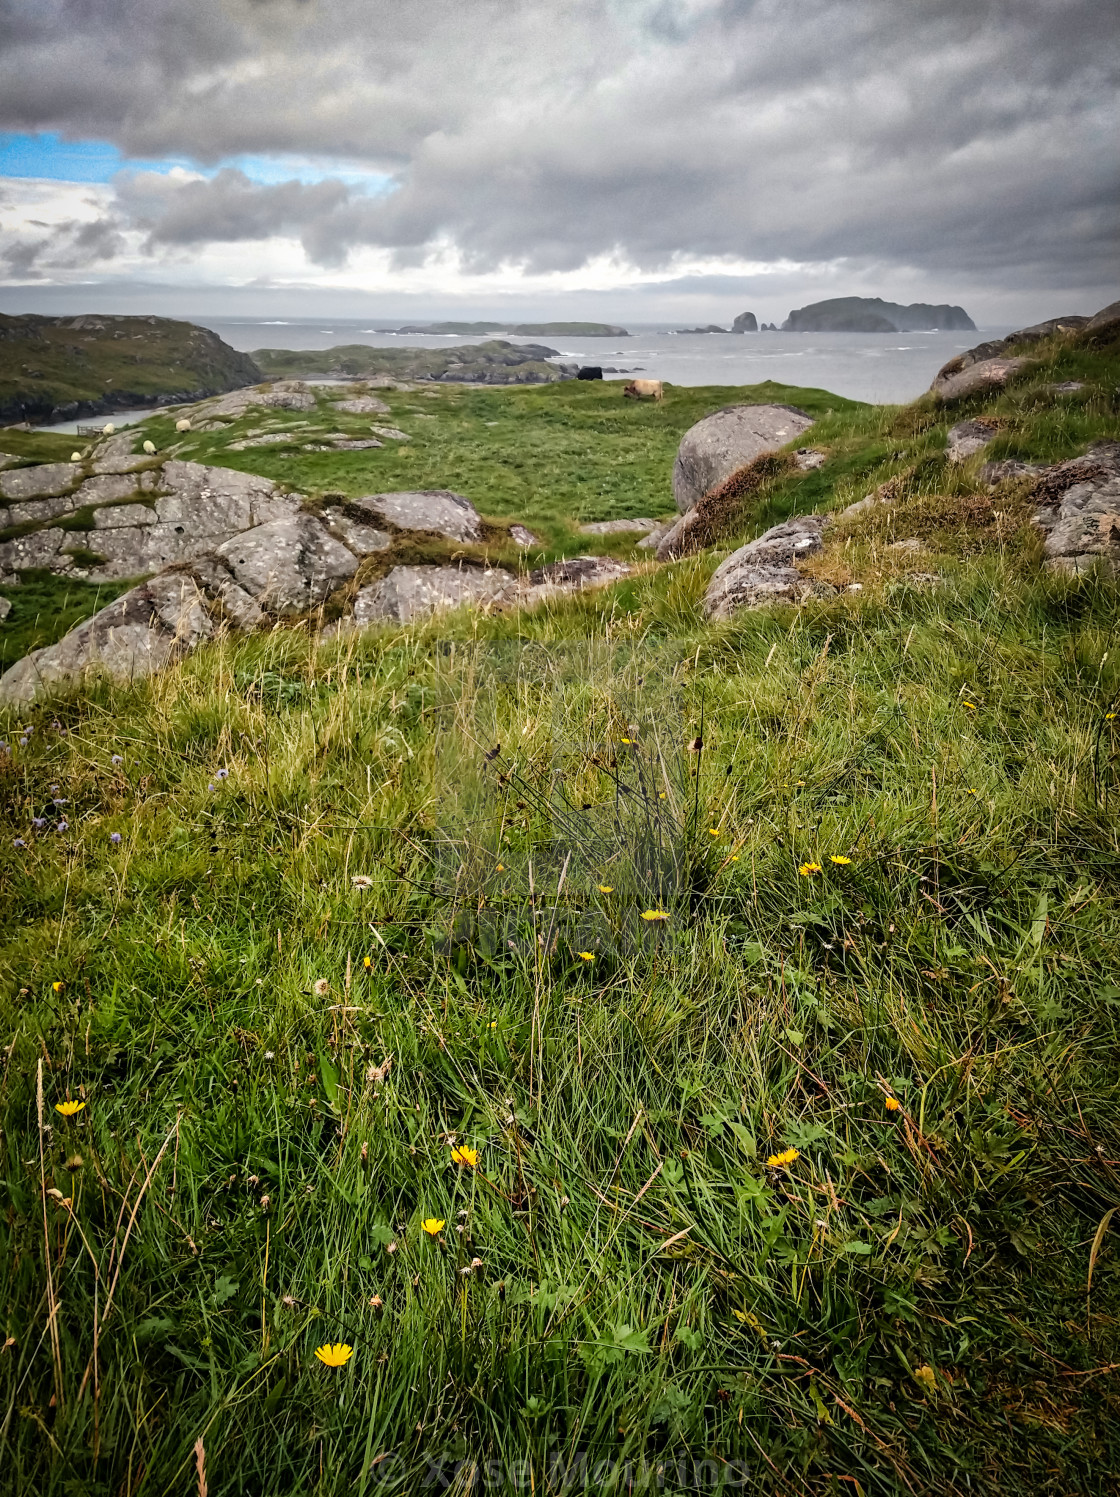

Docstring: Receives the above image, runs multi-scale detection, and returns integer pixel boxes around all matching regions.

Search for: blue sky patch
[0,132,392,192]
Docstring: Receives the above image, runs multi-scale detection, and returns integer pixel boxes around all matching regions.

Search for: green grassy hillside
[1,328,1120,1493]
[0,314,261,424]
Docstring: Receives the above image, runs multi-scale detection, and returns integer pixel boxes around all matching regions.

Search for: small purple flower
[216,768,230,780]
[53,798,67,807]
[0,742,8,753]
[109,832,122,845]
[57,820,68,833]
[207,782,216,792]
[49,784,59,792]
[13,838,26,849]
[111,754,123,766]
[32,817,47,831]
[19,738,29,748]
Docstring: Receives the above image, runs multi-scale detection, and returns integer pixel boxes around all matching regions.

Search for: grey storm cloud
[0,0,1116,289]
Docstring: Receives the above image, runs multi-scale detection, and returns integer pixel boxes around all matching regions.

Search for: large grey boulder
[215,514,359,615]
[672,405,813,513]
[321,507,392,556]
[932,357,1029,402]
[90,433,153,475]
[333,395,391,415]
[5,493,80,526]
[352,490,482,544]
[526,555,632,592]
[946,419,999,463]
[1085,300,1120,337]
[0,527,67,571]
[0,574,212,707]
[1040,475,1120,575]
[353,565,516,624]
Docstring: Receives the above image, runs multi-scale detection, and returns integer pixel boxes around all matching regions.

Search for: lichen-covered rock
[5,493,79,525]
[352,490,482,544]
[704,563,820,619]
[932,357,1029,402]
[1041,476,1120,575]
[353,565,516,624]
[526,555,632,591]
[0,463,79,501]
[672,405,813,513]
[89,433,152,474]
[0,526,67,571]
[723,514,826,568]
[946,420,999,463]
[333,395,391,416]
[579,518,658,535]
[215,514,359,614]
[0,575,212,706]
[509,525,538,548]
[92,502,156,529]
[321,508,392,556]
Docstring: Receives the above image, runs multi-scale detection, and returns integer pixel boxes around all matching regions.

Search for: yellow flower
[451,1145,479,1169]
[658,792,666,799]
[421,1218,445,1237]
[709,828,720,837]
[967,788,978,795]
[620,738,633,744]
[577,951,595,962]
[641,909,670,922]
[829,855,852,865]
[597,884,614,893]
[55,1100,85,1117]
[496,863,505,872]
[1107,712,1117,720]
[798,862,822,876]
[363,955,373,970]
[314,1342,353,1368]
[489,1021,497,1029]
[962,701,976,710]
[885,1096,901,1112]
[766,1147,800,1168]
[52,981,64,993]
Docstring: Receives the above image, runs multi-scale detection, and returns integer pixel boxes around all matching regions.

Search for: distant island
[253,338,572,384]
[781,297,976,332]
[673,312,759,334]
[378,321,629,337]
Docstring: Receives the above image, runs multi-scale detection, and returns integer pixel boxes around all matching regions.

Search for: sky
[0,0,1116,327]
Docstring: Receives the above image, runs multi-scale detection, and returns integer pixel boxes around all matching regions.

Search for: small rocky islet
[1,300,1118,706]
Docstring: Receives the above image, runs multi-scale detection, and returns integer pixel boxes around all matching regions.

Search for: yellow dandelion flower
[885,1096,901,1112]
[55,1100,86,1117]
[598,884,614,893]
[658,792,666,799]
[451,1145,479,1169]
[314,1342,353,1368]
[421,1217,445,1237]
[798,862,822,877]
[962,701,976,710]
[496,863,505,872]
[967,788,978,795]
[52,981,64,993]
[765,1147,800,1169]
[577,951,595,962]
[489,1020,497,1029]
[829,855,852,865]
[709,828,720,837]
[363,955,373,970]
[1106,712,1117,720]
[641,909,670,922]
[620,737,633,744]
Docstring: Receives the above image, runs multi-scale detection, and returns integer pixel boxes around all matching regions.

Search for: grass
[1,328,1120,1493]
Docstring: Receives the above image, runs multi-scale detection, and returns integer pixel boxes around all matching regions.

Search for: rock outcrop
[672,404,813,513]
[732,312,758,333]
[1031,442,1120,575]
[782,298,975,333]
[930,312,1097,401]
[946,419,1000,463]
[350,490,483,544]
[354,565,517,624]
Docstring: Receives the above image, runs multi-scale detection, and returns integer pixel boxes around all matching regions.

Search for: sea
[35,317,1010,431]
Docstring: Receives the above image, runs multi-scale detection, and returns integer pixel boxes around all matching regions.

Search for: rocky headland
[781,297,976,332]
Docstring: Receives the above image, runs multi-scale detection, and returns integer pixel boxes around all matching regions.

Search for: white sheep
[70,451,82,463]
[101,423,115,435]
[175,418,192,432]
[142,440,156,455]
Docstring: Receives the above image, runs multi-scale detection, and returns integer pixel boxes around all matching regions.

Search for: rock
[89,434,152,474]
[227,433,294,449]
[1041,476,1120,575]
[526,555,632,592]
[932,356,1030,402]
[1084,300,1120,337]
[325,438,384,450]
[636,521,672,551]
[946,419,999,463]
[92,502,156,529]
[654,510,703,562]
[0,452,22,471]
[352,490,482,544]
[5,493,81,526]
[731,312,758,333]
[0,463,79,501]
[333,395,391,415]
[793,448,827,471]
[579,518,658,535]
[215,514,359,615]
[74,473,143,505]
[888,537,928,554]
[188,557,267,632]
[979,459,1045,486]
[368,426,411,442]
[700,514,831,619]
[0,527,66,571]
[198,382,317,420]
[321,508,392,556]
[0,576,210,706]
[783,297,975,333]
[672,404,814,513]
[353,565,517,624]
[0,596,10,621]
[509,525,538,548]
[704,563,819,619]
[1049,381,1085,393]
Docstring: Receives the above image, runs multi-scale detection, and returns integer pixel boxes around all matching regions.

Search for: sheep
[70,451,82,463]
[142,440,156,455]
[101,423,116,435]
[175,418,192,432]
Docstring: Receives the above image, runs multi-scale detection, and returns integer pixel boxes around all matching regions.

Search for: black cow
[577,366,603,380]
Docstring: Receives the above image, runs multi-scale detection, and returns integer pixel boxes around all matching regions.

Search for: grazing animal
[175,417,192,432]
[142,440,156,455]
[623,379,663,401]
[577,366,603,380]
